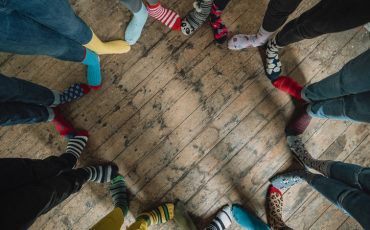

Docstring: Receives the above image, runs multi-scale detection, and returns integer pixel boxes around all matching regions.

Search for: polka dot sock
[59,83,90,105]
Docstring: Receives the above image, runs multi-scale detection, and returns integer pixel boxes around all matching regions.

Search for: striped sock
[83,163,118,183]
[110,175,129,216]
[147,2,181,31]
[205,205,233,230]
[60,83,90,105]
[136,203,175,226]
[181,0,213,35]
[61,131,89,167]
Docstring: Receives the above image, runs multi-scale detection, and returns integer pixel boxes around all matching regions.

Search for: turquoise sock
[124,3,148,45]
[82,48,101,88]
[231,204,270,230]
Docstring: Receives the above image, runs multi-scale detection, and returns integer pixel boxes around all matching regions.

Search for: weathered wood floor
[0,0,369,229]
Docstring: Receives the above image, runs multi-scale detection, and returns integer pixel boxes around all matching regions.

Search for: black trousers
[0,156,88,230]
[262,0,370,46]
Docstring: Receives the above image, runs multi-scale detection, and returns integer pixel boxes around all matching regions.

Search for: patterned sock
[82,48,102,90]
[61,130,89,167]
[265,37,282,81]
[270,169,312,190]
[82,163,119,183]
[110,174,129,216]
[181,0,213,36]
[267,185,292,230]
[285,105,312,136]
[287,136,333,176]
[59,83,90,105]
[51,108,76,138]
[136,203,175,226]
[125,3,148,45]
[204,205,233,230]
[147,2,181,31]
[272,76,304,101]
[210,3,228,44]
[228,26,273,50]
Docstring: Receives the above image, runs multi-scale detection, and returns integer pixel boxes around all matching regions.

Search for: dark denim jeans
[309,162,370,229]
[0,74,56,125]
[302,49,370,123]
[0,0,92,62]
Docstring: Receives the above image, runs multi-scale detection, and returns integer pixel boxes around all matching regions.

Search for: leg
[0,168,88,230]
[308,91,370,123]
[0,102,51,126]
[309,174,370,229]
[90,208,125,230]
[302,49,370,101]
[210,0,231,44]
[120,0,148,45]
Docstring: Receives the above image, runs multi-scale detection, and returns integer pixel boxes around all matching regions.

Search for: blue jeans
[0,74,56,125]
[309,162,370,229]
[302,49,370,123]
[0,0,92,62]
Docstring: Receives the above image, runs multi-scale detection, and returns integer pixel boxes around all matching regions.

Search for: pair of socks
[125,2,181,45]
[228,26,274,50]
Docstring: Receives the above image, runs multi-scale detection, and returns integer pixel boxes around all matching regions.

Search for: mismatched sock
[181,0,213,35]
[265,37,282,81]
[110,174,129,216]
[210,3,228,44]
[267,185,292,230]
[125,3,148,45]
[82,49,102,89]
[285,105,312,136]
[61,131,89,167]
[83,163,119,183]
[136,203,175,226]
[270,170,310,190]
[59,83,90,104]
[83,31,130,55]
[51,108,76,138]
[147,2,181,31]
[272,76,304,101]
[231,204,270,229]
[204,205,233,230]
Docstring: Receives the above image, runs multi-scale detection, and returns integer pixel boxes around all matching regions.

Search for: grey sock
[181,0,213,35]
[270,169,314,190]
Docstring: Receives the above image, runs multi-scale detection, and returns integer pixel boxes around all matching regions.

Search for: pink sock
[51,108,76,138]
[147,2,181,31]
[273,76,304,101]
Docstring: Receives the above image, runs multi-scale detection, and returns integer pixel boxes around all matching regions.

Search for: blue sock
[125,3,148,45]
[231,204,270,230]
[82,48,101,88]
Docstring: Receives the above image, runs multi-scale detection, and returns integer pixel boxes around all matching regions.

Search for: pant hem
[47,108,55,121]
[50,90,61,107]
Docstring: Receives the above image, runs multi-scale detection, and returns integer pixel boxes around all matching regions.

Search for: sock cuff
[50,90,61,107]
[147,2,160,9]
[47,107,55,121]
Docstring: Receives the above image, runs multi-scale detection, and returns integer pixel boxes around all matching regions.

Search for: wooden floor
[1,0,369,229]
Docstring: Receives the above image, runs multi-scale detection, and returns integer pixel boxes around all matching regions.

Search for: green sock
[110,175,129,216]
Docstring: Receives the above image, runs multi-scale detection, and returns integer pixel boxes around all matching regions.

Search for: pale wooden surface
[0,0,369,229]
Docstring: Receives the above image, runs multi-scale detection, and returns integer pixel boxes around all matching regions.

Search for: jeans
[0,0,92,62]
[0,73,56,125]
[309,162,370,229]
[302,49,370,123]
[261,0,370,46]
[0,156,88,230]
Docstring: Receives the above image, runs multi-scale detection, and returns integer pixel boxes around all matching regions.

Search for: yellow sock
[136,203,175,226]
[84,30,131,55]
[127,219,148,230]
[90,208,124,230]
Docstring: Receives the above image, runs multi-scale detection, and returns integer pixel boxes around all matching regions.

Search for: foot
[285,105,312,136]
[125,3,148,45]
[205,205,233,230]
[272,76,304,101]
[59,83,90,105]
[265,37,282,81]
[136,203,175,226]
[51,108,77,138]
[110,174,129,216]
[210,3,228,44]
[174,201,197,230]
[83,163,119,183]
[82,49,102,89]
[62,130,89,167]
[84,31,130,55]
[267,185,291,229]
[231,204,270,229]
[269,169,308,190]
[147,2,181,31]
[181,0,213,36]
[228,34,256,50]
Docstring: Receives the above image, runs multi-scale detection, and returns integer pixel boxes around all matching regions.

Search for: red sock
[273,76,304,101]
[147,2,181,31]
[285,105,312,136]
[51,108,76,138]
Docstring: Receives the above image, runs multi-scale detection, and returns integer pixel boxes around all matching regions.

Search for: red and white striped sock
[147,2,181,31]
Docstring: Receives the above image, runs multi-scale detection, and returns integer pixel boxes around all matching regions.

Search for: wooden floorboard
[0,0,369,229]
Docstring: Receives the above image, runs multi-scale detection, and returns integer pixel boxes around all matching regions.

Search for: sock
[229,27,274,50]
[174,202,197,230]
[210,3,228,44]
[273,76,304,101]
[82,163,119,183]
[270,169,311,190]
[265,37,282,81]
[147,2,181,31]
[59,83,90,105]
[110,174,129,216]
[61,130,89,167]
[83,31,130,55]
[287,135,333,176]
[267,185,292,230]
[285,105,312,136]
[136,203,175,226]
[231,204,269,229]
[181,0,213,36]
[82,49,102,89]
[125,3,148,45]
[51,108,76,138]
[205,205,233,230]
